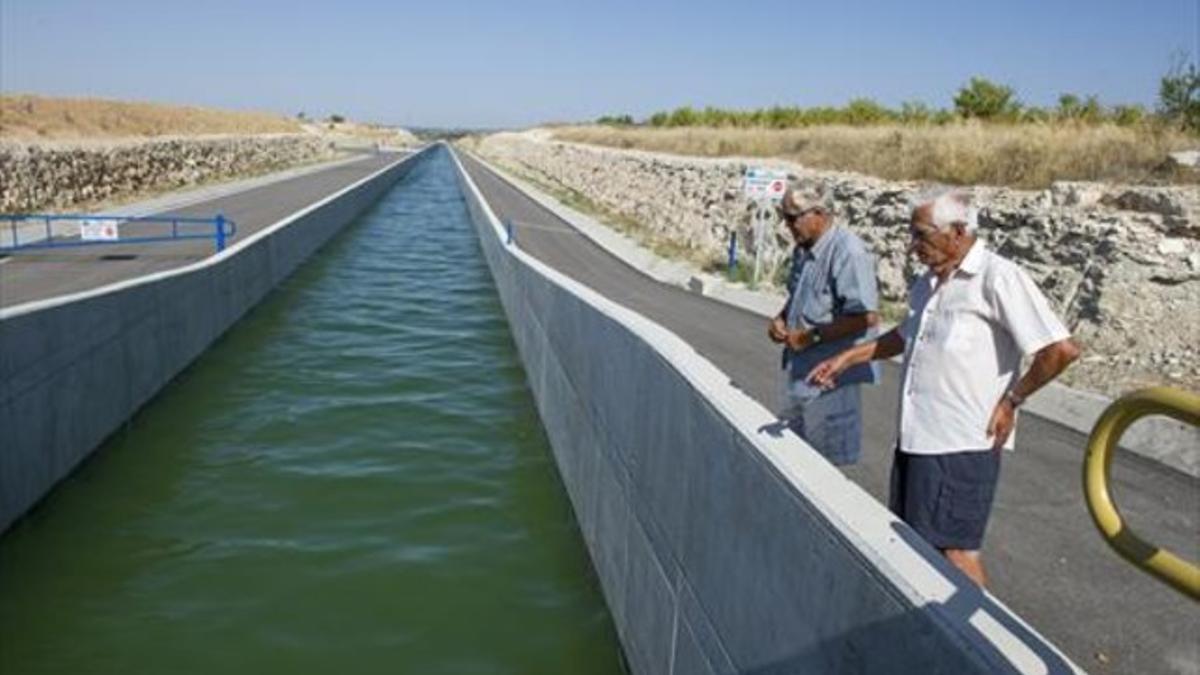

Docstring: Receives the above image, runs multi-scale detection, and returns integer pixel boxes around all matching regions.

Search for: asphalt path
[459,152,1199,675]
[0,153,405,309]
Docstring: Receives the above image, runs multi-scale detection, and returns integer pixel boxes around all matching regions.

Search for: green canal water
[0,150,624,674]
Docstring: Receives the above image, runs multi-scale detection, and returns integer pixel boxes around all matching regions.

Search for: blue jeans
[783,384,863,466]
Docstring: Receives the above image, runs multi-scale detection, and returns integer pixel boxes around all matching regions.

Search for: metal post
[751,204,768,288]
[727,231,738,279]
[215,214,227,252]
[9,217,17,248]
[505,220,514,245]
[45,216,52,243]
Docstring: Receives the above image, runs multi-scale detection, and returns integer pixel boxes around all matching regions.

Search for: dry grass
[554,123,1198,188]
[1,94,303,140]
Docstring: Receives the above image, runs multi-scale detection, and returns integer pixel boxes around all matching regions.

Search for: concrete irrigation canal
[1,144,1194,674]
[0,149,622,674]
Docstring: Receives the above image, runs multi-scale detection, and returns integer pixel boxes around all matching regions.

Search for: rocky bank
[471,130,1199,397]
[0,134,341,213]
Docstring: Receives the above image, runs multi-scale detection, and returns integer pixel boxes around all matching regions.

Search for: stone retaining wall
[0,134,340,213]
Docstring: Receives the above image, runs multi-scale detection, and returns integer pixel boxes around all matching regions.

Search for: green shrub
[1056,93,1103,124]
[844,98,896,125]
[1022,106,1052,123]
[632,76,1163,131]
[899,100,933,124]
[954,77,1022,121]
[667,106,700,127]
[596,114,634,126]
[1111,104,1146,127]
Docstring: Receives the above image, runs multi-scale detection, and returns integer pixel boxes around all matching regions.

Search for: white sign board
[80,219,119,241]
[741,167,789,203]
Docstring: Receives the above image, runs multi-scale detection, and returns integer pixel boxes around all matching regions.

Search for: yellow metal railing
[1084,386,1200,600]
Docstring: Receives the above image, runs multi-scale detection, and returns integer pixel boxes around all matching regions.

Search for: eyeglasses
[909,221,964,241]
[780,207,822,224]
[908,224,935,241]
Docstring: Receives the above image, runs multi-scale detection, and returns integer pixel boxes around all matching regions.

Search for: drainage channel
[0,147,623,674]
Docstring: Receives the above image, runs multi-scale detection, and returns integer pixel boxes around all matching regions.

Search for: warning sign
[742,168,789,203]
[80,219,119,241]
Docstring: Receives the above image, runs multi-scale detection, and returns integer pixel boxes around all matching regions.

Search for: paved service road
[0,153,405,309]
[459,152,1199,675]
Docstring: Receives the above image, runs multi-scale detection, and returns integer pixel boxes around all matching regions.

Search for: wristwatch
[1004,390,1025,408]
[808,328,823,346]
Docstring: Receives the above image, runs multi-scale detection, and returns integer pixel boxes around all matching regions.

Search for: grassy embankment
[567,75,1199,188]
[0,94,304,139]
[554,123,1196,189]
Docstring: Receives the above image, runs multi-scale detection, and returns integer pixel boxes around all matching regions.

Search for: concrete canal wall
[452,146,1082,675]
[0,146,434,533]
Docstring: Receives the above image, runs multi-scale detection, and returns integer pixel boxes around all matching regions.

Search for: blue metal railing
[0,213,237,254]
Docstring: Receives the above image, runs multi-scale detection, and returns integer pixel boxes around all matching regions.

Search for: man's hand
[986,397,1016,449]
[807,353,847,389]
[785,329,811,352]
[768,317,788,344]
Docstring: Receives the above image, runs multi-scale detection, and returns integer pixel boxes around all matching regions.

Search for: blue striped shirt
[783,225,881,401]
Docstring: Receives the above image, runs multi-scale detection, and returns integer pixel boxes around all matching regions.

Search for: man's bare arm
[1013,338,1081,400]
[816,312,880,342]
[807,328,905,387]
[986,338,1081,447]
[786,312,880,350]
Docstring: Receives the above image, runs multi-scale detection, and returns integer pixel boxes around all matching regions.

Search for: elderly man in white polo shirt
[808,190,1080,586]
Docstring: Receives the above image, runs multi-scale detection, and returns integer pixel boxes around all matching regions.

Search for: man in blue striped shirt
[769,183,881,465]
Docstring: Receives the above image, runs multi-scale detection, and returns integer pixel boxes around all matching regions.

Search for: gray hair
[778,181,836,218]
[913,189,978,233]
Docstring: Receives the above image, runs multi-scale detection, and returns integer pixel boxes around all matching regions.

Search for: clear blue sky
[2,0,1196,129]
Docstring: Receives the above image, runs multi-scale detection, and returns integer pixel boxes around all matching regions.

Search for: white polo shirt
[897,240,1070,454]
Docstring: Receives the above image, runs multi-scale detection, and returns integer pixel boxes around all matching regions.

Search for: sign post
[741,168,789,287]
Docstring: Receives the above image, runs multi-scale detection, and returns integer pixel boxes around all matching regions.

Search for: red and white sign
[742,168,790,203]
[80,219,120,241]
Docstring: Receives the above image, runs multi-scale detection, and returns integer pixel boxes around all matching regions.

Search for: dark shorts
[888,448,1001,551]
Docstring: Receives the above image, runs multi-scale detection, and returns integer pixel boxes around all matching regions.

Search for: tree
[328,114,346,124]
[1158,56,1200,132]
[953,77,1021,121]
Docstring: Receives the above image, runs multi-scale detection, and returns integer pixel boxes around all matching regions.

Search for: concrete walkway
[459,152,1199,675]
[0,152,405,309]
